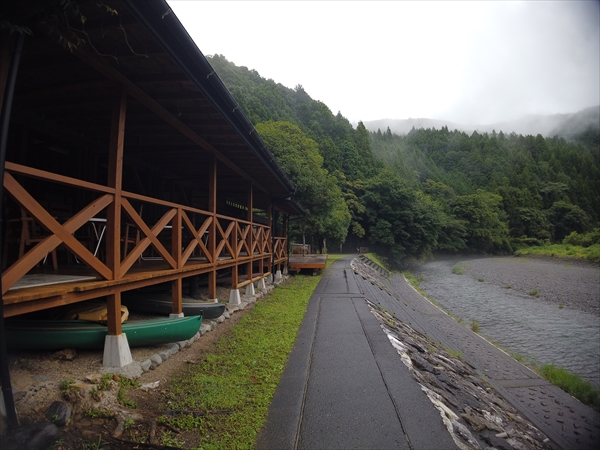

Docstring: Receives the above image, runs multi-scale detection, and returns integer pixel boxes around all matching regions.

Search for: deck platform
[288,254,327,273]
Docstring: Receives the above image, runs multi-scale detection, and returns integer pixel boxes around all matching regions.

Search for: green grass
[539,364,600,411]
[363,252,392,272]
[161,272,325,449]
[451,265,465,275]
[402,271,428,298]
[325,253,346,268]
[515,243,600,263]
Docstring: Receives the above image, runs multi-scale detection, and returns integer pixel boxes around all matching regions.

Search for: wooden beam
[72,46,271,195]
[106,292,122,335]
[105,87,126,337]
[172,208,182,269]
[106,87,127,279]
[171,278,182,315]
[2,174,113,292]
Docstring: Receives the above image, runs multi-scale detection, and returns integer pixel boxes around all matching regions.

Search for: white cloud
[168,1,599,125]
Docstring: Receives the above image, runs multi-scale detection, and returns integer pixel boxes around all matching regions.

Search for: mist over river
[414,256,600,388]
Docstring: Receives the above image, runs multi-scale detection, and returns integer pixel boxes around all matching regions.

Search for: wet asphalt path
[256,256,454,449]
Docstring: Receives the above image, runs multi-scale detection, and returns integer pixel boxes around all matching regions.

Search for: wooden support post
[231,263,239,290]
[171,278,182,316]
[208,270,216,301]
[246,183,253,280]
[172,207,182,268]
[170,208,182,315]
[105,87,126,336]
[283,214,289,273]
[269,203,274,273]
[106,87,126,280]
[106,292,122,335]
[231,220,238,289]
[208,157,217,298]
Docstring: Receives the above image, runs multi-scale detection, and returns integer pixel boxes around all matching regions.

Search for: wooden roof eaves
[121,0,296,200]
[70,44,273,195]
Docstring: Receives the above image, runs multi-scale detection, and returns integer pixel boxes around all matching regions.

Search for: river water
[416,257,600,388]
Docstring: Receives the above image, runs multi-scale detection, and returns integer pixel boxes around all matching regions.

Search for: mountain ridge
[361,105,599,139]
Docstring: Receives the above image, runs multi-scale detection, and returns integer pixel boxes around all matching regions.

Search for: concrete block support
[103,334,133,368]
[275,270,283,280]
[245,283,256,296]
[267,273,273,284]
[229,289,241,305]
[257,277,266,290]
[169,313,184,318]
[209,298,218,303]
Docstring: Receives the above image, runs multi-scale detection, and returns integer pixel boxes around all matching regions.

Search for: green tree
[255,121,350,249]
[545,201,591,242]
[451,190,510,252]
[360,169,441,266]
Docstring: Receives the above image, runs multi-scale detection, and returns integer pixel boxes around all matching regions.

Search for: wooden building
[0,0,302,367]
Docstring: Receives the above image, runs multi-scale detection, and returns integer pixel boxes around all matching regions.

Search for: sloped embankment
[352,256,600,450]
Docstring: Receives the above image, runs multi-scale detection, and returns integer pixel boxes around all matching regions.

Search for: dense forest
[208,55,600,268]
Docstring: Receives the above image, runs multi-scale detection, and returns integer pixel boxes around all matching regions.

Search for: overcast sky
[167,1,599,125]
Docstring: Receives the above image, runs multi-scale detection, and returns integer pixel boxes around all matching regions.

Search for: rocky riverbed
[454,255,599,316]
[414,255,600,389]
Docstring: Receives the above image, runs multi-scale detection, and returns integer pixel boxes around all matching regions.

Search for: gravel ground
[459,255,600,316]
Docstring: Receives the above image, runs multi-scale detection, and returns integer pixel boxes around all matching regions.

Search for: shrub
[563,228,600,247]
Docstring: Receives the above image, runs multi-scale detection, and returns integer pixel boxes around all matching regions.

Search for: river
[415,256,600,388]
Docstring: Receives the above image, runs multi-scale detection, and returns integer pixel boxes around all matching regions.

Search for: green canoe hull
[123,295,226,319]
[5,316,202,351]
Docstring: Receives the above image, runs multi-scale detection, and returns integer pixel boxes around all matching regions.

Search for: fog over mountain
[362,106,600,139]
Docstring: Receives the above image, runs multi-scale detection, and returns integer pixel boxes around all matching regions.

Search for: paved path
[258,255,600,449]
[256,256,455,449]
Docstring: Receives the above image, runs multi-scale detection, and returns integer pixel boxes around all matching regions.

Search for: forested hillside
[207,55,600,268]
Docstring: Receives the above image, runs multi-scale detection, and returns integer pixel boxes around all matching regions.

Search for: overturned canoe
[5,315,202,351]
[122,295,226,319]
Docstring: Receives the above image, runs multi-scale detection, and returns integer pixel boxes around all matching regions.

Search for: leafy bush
[452,265,465,275]
[563,228,600,247]
[511,236,548,249]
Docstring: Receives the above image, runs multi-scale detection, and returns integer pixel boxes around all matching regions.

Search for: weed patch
[539,365,600,411]
[452,265,465,275]
[163,272,324,449]
[515,244,600,263]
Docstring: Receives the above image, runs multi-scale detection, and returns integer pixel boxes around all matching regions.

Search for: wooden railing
[2,162,278,294]
[273,237,287,263]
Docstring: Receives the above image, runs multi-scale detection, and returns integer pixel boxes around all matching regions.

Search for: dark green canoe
[123,295,226,319]
[5,315,202,351]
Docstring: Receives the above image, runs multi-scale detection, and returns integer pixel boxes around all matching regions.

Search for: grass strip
[162,254,346,449]
[364,252,392,272]
[515,244,600,263]
[539,364,600,411]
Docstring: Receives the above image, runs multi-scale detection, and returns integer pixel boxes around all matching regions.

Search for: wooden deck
[2,254,269,318]
[289,254,328,273]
